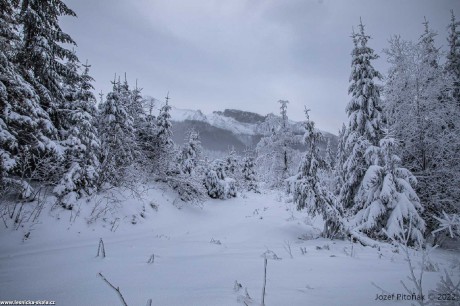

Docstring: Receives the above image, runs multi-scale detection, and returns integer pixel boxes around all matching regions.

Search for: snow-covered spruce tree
[255,101,298,188]
[203,159,236,199]
[53,62,100,209]
[156,95,173,145]
[129,81,147,144]
[0,0,25,196]
[333,124,346,196]
[279,100,289,128]
[338,21,383,212]
[154,95,175,179]
[225,147,240,177]
[137,97,158,166]
[180,128,202,175]
[97,79,138,187]
[0,0,55,198]
[165,128,207,204]
[17,0,79,126]
[242,153,259,193]
[4,0,83,188]
[0,0,18,57]
[319,137,336,194]
[0,155,5,197]
[118,76,152,160]
[131,81,145,120]
[278,100,291,178]
[346,23,383,145]
[324,138,334,171]
[118,75,146,134]
[291,108,343,238]
[384,21,460,236]
[167,172,207,204]
[446,10,460,106]
[352,135,425,244]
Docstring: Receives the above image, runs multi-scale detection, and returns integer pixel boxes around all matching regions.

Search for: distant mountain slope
[172,120,259,152]
[144,96,337,153]
[214,109,265,124]
[170,107,259,136]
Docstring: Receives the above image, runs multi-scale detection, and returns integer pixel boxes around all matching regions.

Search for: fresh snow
[169,107,207,123]
[0,185,458,306]
[207,112,258,136]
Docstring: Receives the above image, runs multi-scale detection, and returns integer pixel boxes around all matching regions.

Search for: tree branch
[98,272,129,306]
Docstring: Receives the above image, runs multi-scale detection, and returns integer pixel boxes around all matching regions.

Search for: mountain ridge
[143,96,337,152]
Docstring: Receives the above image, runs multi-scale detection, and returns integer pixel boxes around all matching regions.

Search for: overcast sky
[61,0,459,134]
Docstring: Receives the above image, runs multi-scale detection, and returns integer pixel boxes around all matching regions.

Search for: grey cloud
[61,0,460,134]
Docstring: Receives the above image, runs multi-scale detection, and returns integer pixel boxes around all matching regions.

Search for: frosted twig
[147,253,155,264]
[284,240,293,259]
[97,238,106,258]
[98,272,129,306]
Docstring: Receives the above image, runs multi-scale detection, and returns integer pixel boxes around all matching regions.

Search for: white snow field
[0,185,458,306]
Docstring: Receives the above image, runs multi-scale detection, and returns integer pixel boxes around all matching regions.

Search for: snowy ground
[0,185,458,306]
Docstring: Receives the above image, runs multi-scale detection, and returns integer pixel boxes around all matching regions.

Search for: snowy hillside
[170,106,257,136]
[169,105,308,137]
[169,107,207,123]
[143,96,337,152]
[1,185,457,306]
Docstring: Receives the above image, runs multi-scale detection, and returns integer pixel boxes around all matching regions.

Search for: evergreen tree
[97,79,137,186]
[118,75,145,130]
[53,62,100,208]
[3,0,83,189]
[155,94,174,177]
[157,94,173,145]
[324,138,333,170]
[0,154,5,197]
[279,100,289,129]
[278,100,290,176]
[0,0,19,56]
[0,0,21,181]
[0,0,55,198]
[292,108,343,238]
[180,129,202,175]
[346,23,383,146]
[333,124,347,196]
[136,96,157,165]
[128,80,147,157]
[320,137,336,194]
[130,81,146,126]
[203,159,237,199]
[17,0,79,125]
[352,135,425,244]
[242,154,259,193]
[446,10,460,106]
[168,129,207,204]
[255,101,298,187]
[338,21,383,212]
[224,147,239,177]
